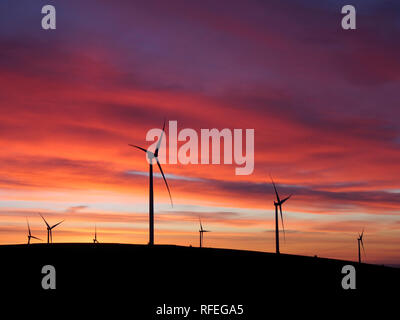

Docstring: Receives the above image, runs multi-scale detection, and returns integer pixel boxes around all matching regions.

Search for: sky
[0,0,399,265]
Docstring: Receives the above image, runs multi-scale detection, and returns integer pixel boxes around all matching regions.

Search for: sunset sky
[0,0,399,265]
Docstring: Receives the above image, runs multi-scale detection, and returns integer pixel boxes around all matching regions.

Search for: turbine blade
[156,158,173,207]
[280,194,292,204]
[39,213,50,228]
[279,205,286,241]
[154,119,166,157]
[27,218,31,236]
[270,174,280,203]
[51,220,64,229]
[199,218,203,231]
[128,144,148,153]
[31,236,41,241]
[361,239,366,257]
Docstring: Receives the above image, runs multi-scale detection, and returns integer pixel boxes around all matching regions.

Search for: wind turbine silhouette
[39,213,64,244]
[357,229,366,263]
[270,175,292,254]
[129,120,173,246]
[199,218,210,248]
[93,225,99,243]
[26,218,41,245]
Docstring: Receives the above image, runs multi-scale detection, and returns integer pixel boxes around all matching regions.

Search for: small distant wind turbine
[270,175,292,254]
[93,225,99,244]
[129,119,173,246]
[357,230,366,263]
[199,218,210,248]
[39,213,64,244]
[26,218,41,245]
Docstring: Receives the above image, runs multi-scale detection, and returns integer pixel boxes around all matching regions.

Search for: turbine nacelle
[147,151,155,161]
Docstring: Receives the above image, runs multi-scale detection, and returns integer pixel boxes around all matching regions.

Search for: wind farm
[0,132,398,312]
[1,0,400,315]
[0,126,394,275]
[1,0,398,272]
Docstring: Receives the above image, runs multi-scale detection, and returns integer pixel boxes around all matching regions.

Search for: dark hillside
[0,243,397,317]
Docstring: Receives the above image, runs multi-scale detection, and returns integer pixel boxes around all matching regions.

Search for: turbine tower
[199,218,210,248]
[270,176,292,254]
[357,230,365,263]
[93,225,99,243]
[39,213,64,244]
[26,218,41,245]
[129,120,173,246]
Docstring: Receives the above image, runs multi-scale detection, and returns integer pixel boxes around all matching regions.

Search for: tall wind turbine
[26,218,41,245]
[357,230,366,263]
[129,120,173,246]
[270,176,292,254]
[93,225,99,243]
[39,213,64,244]
[199,218,210,248]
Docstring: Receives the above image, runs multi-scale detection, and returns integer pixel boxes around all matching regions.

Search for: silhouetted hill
[0,243,397,317]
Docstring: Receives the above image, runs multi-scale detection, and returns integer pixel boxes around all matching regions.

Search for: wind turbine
[26,218,41,245]
[93,225,99,244]
[199,218,210,248]
[39,213,64,244]
[270,176,292,254]
[129,120,173,246]
[357,230,366,263]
